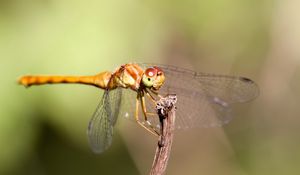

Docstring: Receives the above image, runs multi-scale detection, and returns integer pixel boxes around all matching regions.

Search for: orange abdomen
[19,71,112,89]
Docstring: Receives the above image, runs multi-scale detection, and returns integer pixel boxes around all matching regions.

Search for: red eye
[154,66,163,75]
[145,67,157,77]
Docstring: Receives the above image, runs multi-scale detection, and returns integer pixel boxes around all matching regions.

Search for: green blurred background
[1,0,300,174]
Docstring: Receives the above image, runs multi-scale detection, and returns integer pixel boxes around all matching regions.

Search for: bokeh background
[1,0,300,174]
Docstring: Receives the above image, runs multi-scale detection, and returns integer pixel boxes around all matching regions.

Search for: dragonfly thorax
[109,64,144,91]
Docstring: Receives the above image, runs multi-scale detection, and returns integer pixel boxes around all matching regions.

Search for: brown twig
[149,94,177,175]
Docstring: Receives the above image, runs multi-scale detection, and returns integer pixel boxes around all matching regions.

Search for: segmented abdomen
[19,71,112,89]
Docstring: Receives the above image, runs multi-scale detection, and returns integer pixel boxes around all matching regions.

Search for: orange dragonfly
[19,63,259,153]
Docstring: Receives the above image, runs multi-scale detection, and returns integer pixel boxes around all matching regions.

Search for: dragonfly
[18,63,259,153]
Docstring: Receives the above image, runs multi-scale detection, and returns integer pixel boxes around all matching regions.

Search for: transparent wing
[158,65,259,103]
[109,88,123,126]
[87,88,122,153]
[141,64,259,129]
[119,89,137,121]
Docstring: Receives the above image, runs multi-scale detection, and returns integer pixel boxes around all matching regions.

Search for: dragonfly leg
[144,89,157,104]
[146,112,157,116]
[144,89,162,112]
[143,89,163,118]
[149,89,163,99]
[144,90,162,117]
[140,94,160,135]
[135,94,159,136]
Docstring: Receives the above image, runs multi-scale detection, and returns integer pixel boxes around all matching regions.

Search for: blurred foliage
[1,0,300,175]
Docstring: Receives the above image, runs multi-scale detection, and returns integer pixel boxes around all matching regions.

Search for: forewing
[87,90,114,153]
[142,64,259,129]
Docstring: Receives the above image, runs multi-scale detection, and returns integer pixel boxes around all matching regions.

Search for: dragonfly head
[142,66,165,90]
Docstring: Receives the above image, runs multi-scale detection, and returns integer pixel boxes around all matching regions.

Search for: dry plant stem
[150,95,177,175]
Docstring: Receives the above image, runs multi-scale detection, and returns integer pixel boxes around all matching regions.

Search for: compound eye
[145,67,157,77]
[153,66,163,76]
